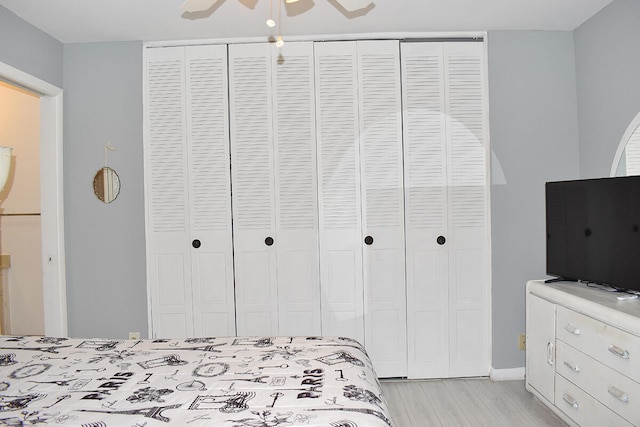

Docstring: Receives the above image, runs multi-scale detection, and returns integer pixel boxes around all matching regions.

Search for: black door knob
[192,239,201,249]
[265,236,274,246]
[437,235,446,245]
[364,236,374,245]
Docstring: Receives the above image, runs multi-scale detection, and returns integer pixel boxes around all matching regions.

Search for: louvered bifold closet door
[402,41,490,378]
[229,43,278,336]
[271,42,321,336]
[443,42,489,377]
[145,46,235,339]
[185,45,235,337]
[357,40,407,378]
[146,47,193,338]
[315,41,365,344]
[401,42,450,379]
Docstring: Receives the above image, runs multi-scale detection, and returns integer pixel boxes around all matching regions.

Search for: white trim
[610,111,640,177]
[490,366,525,381]
[144,31,486,49]
[0,62,67,337]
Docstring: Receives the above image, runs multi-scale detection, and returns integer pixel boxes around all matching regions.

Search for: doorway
[0,61,67,337]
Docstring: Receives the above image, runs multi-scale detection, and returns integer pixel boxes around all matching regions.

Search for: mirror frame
[610,111,640,177]
[93,166,121,204]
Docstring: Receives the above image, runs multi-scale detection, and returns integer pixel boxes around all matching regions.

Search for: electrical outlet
[129,332,140,340]
[518,333,526,350]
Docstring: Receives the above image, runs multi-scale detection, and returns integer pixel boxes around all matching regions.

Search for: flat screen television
[546,175,640,293]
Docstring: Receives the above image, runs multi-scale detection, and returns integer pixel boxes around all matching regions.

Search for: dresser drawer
[556,340,640,424]
[555,374,633,427]
[557,306,640,382]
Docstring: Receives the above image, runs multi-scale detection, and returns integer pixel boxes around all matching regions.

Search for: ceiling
[0,0,615,44]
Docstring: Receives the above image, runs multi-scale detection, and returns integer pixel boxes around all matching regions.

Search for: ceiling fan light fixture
[285,0,301,3]
[276,36,284,48]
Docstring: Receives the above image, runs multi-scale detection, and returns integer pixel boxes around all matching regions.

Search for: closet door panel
[229,43,278,336]
[272,42,321,336]
[315,41,364,344]
[357,40,406,377]
[401,42,449,378]
[145,47,193,338]
[185,45,236,337]
[444,42,490,377]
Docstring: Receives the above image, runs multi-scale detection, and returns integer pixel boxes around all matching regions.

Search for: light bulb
[276,36,284,48]
[266,18,276,27]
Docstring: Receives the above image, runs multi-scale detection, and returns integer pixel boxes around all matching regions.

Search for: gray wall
[487,31,580,369]
[63,42,148,338]
[0,6,63,88]
[574,0,640,178]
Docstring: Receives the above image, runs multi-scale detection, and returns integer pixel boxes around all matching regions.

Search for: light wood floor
[380,378,568,427]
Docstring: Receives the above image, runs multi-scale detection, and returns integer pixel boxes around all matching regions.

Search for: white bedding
[0,335,394,426]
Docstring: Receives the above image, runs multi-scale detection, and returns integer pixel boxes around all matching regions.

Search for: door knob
[265,236,274,246]
[364,236,374,245]
[192,239,201,248]
[436,235,446,245]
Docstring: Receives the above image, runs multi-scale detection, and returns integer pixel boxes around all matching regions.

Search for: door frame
[0,61,67,337]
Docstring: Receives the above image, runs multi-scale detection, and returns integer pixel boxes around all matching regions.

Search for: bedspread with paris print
[0,335,394,426]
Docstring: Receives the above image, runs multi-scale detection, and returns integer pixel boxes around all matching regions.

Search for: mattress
[0,335,394,426]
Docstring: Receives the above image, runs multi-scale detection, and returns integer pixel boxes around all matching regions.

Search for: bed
[0,335,394,426]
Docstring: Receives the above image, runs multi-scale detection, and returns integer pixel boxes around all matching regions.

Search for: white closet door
[315,41,364,344]
[229,43,278,336]
[271,42,321,336]
[357,40,406,377]
[401,42,449,378]
[444,42,490,377]
[185,45,235,337]
[145,47,193,338]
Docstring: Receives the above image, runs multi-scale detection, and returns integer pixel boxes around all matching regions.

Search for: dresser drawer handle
[562,393,579,409]
[563,360,580,372]
[564,324,580,335]
[608,345,630,359]
[546,342,554,366]
[608,386,629,403]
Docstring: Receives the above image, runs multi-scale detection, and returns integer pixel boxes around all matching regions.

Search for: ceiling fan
[181,0,374,14]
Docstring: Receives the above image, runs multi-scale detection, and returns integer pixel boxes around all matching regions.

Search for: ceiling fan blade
[332,0,373,12]
[181,0,221,13]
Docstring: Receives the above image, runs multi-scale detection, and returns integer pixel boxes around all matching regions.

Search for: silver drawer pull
[563,359,580,372]
[564,324,580,335]
[608,345,630,359]
[562,393,579,409]
[546,342,554,366]
[608,386,629,403]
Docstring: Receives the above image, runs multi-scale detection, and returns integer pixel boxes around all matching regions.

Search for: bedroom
[0,0,639,425]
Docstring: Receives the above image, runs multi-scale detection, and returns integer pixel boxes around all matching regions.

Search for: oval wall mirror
[93,166,121,203]
[611,111,640,177]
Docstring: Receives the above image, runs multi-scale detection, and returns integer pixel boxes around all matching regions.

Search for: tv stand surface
[526,280,640,426]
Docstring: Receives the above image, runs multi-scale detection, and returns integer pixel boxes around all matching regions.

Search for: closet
[144,45,235,338]
[402,42,490,378]
[315,40,407,378]
[228,42,321,337]
[144,39,490,379]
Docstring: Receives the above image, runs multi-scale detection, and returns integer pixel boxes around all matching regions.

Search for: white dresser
[526,280,640,426]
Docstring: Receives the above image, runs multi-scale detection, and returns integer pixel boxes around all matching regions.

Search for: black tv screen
[546,176,640,292]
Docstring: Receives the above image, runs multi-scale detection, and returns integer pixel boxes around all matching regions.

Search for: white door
[145,45,235,338]
[357,40,407,378]
[185,46,235,337]
[271,42,321,336]
[229,43,278,336]
[230,42,320,336]
[315,41,365,344]
[444,42,490,377]
[402,42,449,378]
[402,41,490,378]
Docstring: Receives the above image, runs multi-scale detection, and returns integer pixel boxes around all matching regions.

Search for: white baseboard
[490,367,525,381]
